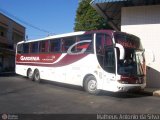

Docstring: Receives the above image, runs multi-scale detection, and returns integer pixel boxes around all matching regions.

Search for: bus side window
[96,33,115,72]
[77,34,93,53]
[62,37,76,52]
[104,35,115,73]
[50,39,61,53]
[96,34,105,69]
[30,42,39,53]
[105,34,113,46]
[17,44,23,54]
[23,43,29,54]
[104,48,115,73]
[39,40,49,53]
[96,34,105,54]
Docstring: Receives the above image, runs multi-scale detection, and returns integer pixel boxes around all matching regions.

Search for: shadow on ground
[40,79,152,99]
[0,73,152,99]
[0,72,17,77]
[98,90,152,98]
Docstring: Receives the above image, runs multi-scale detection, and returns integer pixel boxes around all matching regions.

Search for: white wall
[121,5,160,88]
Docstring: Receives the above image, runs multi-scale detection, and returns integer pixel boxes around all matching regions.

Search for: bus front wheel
[33,69,40,82]
[84,75,100,95]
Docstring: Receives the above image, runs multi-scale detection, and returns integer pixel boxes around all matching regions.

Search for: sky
[0,0,79,40]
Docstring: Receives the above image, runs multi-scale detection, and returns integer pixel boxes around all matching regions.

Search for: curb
[153,90,160,97]
[142,88,160,97]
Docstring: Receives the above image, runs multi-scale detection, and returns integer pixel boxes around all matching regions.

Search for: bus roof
[18,31,85,44]
[17,30,115,44]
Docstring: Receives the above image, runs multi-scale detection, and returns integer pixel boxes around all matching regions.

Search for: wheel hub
[88,80,97,91]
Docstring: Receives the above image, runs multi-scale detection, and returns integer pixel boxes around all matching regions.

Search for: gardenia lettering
[20,56,40,61]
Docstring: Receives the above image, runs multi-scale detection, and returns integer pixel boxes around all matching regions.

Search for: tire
[84,75,100,95]
[27,68,33,80]
[33,69,40,82]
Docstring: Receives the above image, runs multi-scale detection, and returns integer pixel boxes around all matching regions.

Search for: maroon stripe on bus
[16,54,88,67]
[16,53,62,63]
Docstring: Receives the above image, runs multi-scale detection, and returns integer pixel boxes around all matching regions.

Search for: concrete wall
[0,13,25,45]
[0,13,25,72]
[121,5,160,88]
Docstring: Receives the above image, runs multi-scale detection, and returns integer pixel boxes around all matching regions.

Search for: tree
[74,0,112,31]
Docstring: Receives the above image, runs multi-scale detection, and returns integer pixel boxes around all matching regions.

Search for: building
[0,13,25,72]
[91,0,160,88]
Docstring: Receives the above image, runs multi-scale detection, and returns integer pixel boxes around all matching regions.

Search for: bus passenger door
[102,47,116,91]
[96,33,116,90]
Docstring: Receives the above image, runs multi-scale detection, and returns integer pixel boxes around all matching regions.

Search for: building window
[0,26,7,37]
[0,31,4,36]
[12,32,24,43]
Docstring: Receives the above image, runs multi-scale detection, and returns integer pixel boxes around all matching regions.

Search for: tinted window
[96,34,115,73]
[105,34,113,46]
[96,34,113,54]
[23,43,29,53]
[50,39,61,52]
[62,37,76,52]
[39,40,49,53]
[104,48,115,73]
[17,44,23,54]
[76,34,93,53]
[96,34,104,54]
[114,33,142,49]
[30,42,39,53]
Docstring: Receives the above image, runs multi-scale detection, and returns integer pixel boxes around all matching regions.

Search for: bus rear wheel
[33,69,40,82]
[84,75,100,95]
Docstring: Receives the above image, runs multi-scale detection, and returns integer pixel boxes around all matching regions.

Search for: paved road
[0,74,160,114]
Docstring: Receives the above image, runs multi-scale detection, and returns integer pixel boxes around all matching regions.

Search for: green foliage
[74,0,112,31]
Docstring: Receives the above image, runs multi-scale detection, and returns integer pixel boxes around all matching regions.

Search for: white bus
[16,30,146,94]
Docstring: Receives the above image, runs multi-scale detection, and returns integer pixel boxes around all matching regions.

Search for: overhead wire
[0,8,52,35]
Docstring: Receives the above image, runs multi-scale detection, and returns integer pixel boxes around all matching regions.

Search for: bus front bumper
[116,83,146,92]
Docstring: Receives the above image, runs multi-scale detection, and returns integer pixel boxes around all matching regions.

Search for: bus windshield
[114,32,145,76]
[117,48,145,76]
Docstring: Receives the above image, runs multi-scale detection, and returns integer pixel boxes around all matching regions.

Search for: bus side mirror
[115,43,125,60]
